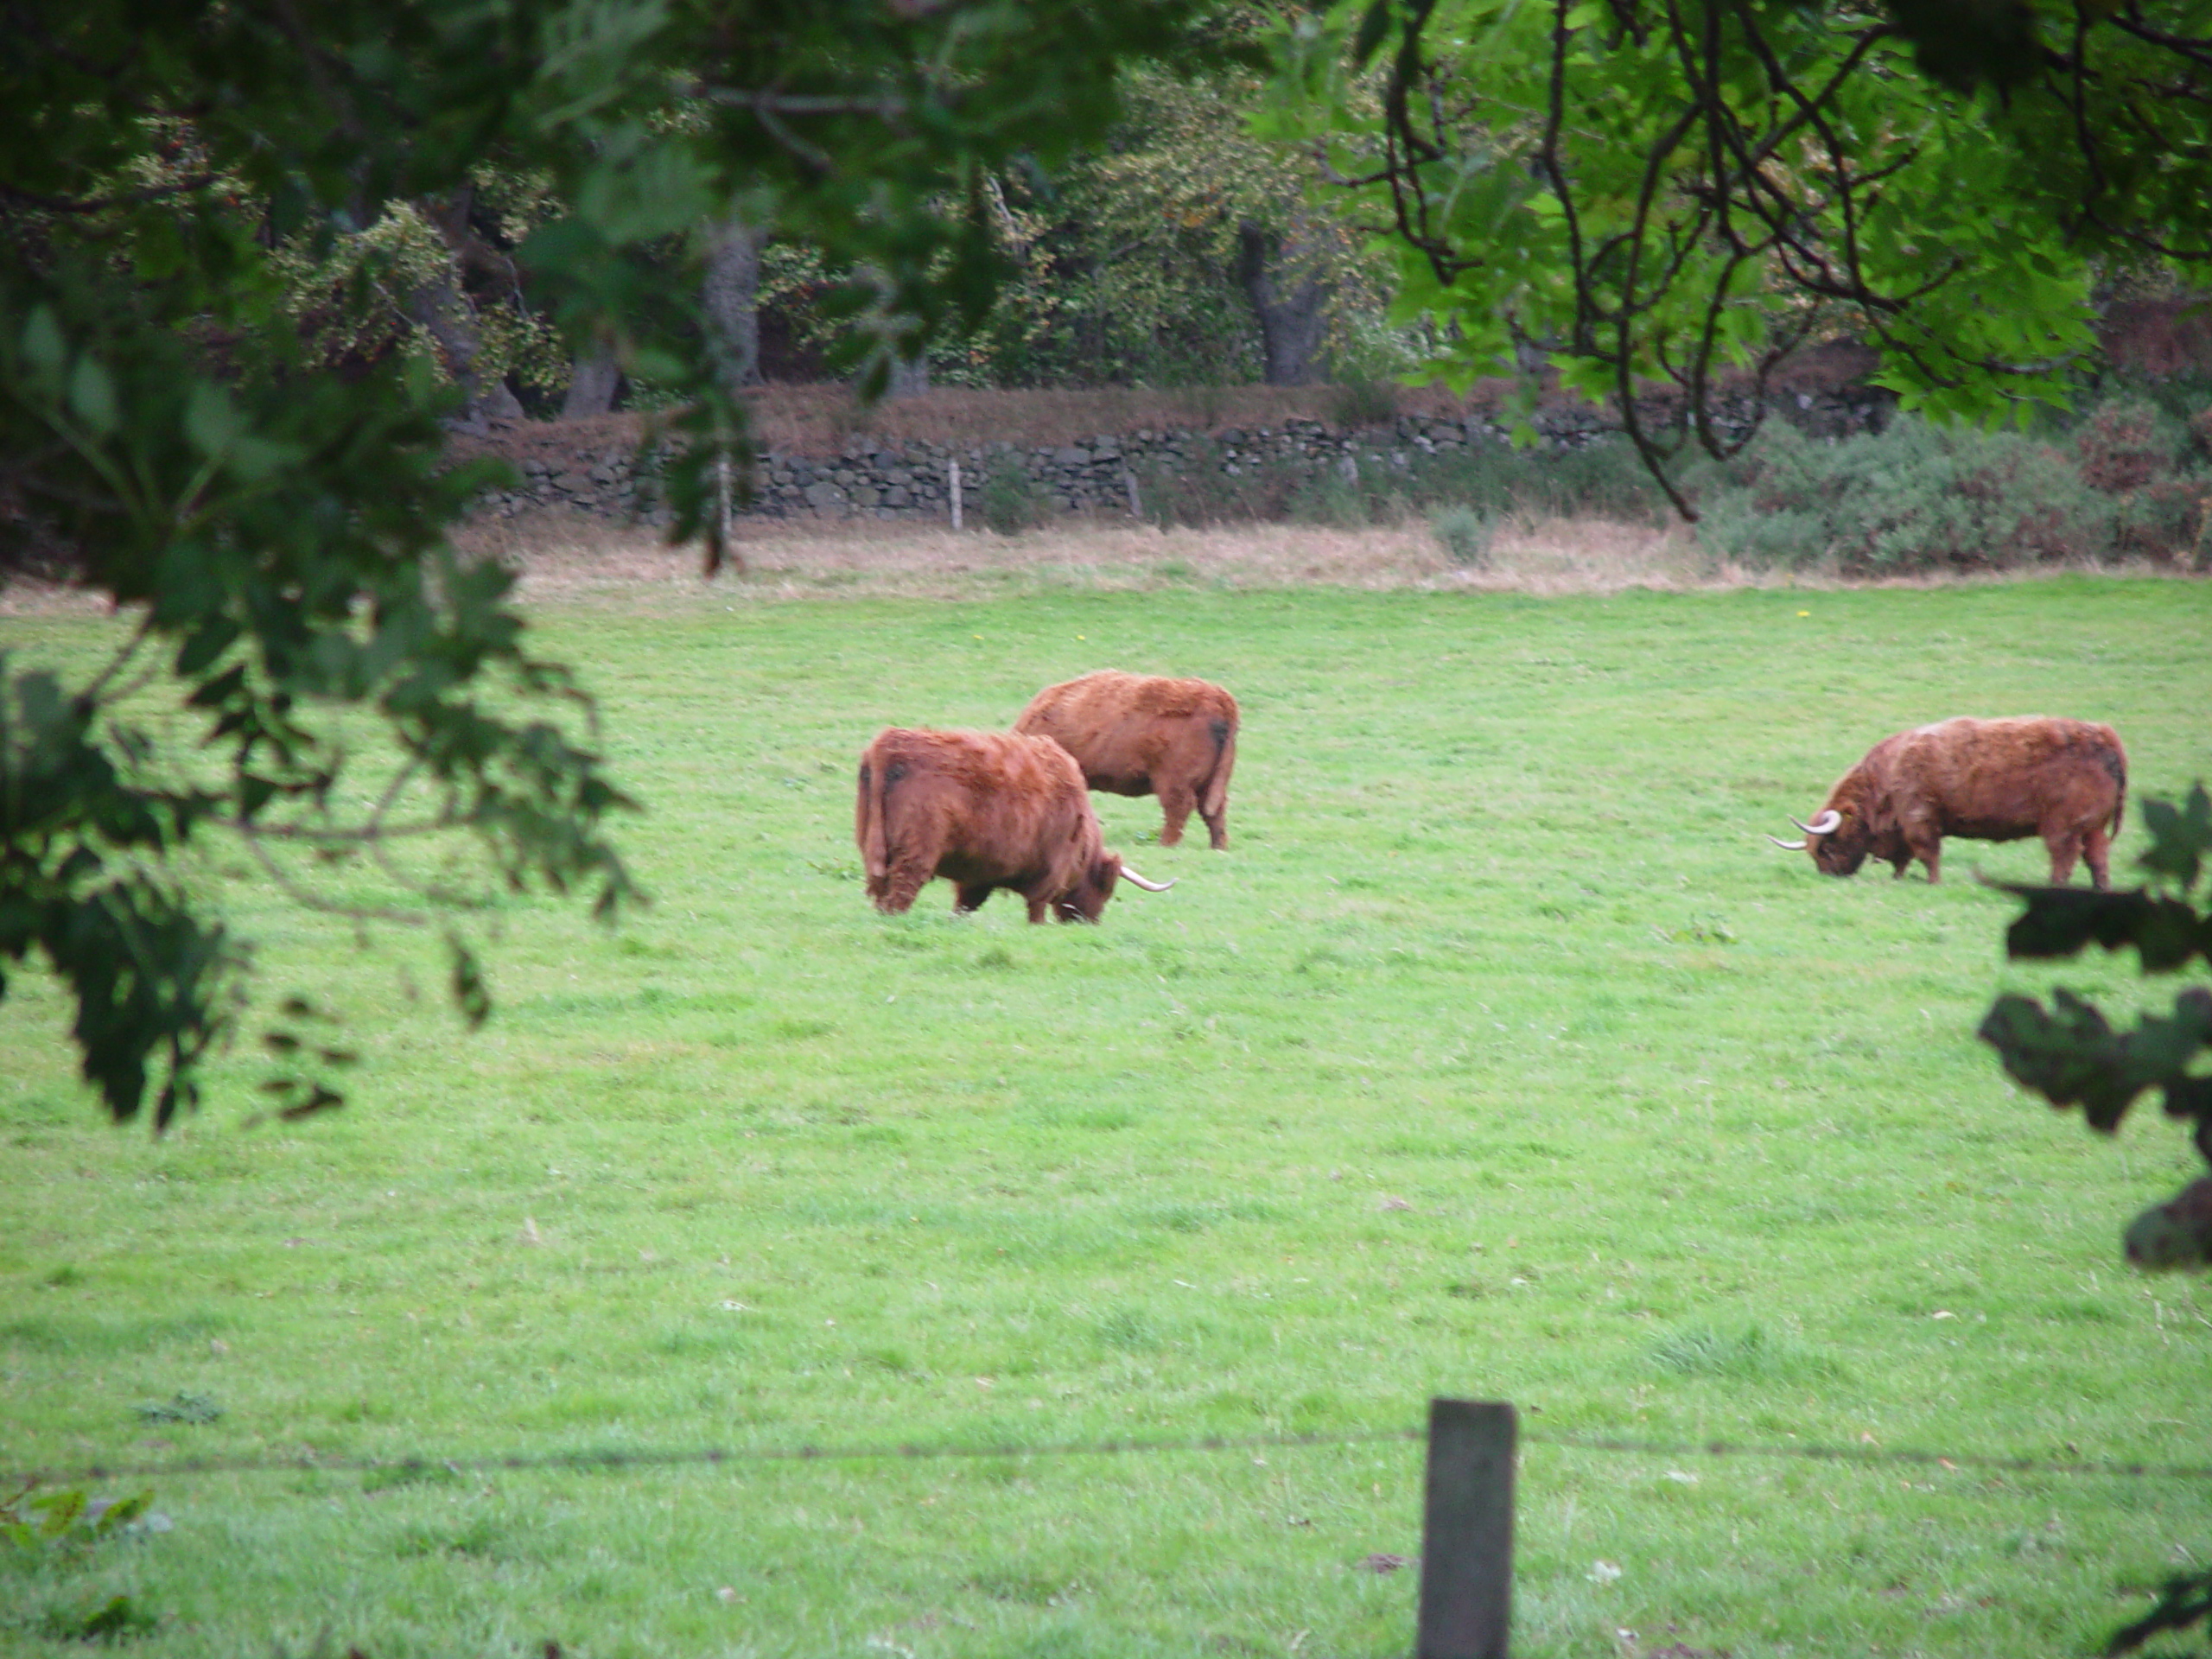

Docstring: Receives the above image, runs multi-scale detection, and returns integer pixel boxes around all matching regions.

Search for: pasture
[3,543,2210,1658]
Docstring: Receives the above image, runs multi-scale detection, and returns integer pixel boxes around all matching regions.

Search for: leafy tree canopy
[1,0,1212,1127]
[1270,0,2212,513]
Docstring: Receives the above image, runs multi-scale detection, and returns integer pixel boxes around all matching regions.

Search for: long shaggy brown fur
[1012,671,1239,849]
[1796,716,2126,887]
[855,728,1128,922]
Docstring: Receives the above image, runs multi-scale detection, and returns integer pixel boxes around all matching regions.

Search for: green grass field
[3,571,2210,1658]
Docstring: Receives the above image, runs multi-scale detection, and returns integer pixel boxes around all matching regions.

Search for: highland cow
[855,728,1173,922]
[1770,716,2127,887]
[1013,671,1239,849]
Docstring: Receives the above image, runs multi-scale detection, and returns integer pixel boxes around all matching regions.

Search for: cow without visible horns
[855,728,1173,922]
[1770,716,2127,887]
[1013,671,1239,849]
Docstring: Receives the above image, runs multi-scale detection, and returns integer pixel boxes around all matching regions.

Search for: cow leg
[2083,823,2113,891]
[2044,832,2082,887]
[954,882,994,913]
[1022,891,1054,925]
[1198,800,1229,850]
[1916,841,1942,884]
[1157,784,1197,848]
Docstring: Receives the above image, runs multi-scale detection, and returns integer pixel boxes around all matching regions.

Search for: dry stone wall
[467,384,1894,526]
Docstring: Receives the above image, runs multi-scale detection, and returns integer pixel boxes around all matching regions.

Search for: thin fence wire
[11,1422,2212,1491]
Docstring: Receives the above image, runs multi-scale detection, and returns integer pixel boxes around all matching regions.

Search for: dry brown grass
[0,582,115,618]
[446,504,2120,608]
[3,505,2165,621]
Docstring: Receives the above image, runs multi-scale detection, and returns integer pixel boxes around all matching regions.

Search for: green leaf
[67,356,118,437]
[175,617,240,677]
[35,1491,86,1535]
[449,934,493,1030]
[1351,0,1394,66]
[1979,987,2212,1135]
[2000,886,2158,959]
[183,381,243,459]
[92,1491,153,1534]
[21,305,66,377]
[2139,785,2212,890]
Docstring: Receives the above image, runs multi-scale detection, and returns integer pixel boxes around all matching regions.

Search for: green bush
[977,453,1046,535]
[1326,376,1399,428]
[1414,436,1669,524]
[1130,431,1668,531]
[1286,468,1371,529]
[1136,439,1310,529]
[2072,395,2209,561]
[1431,505,1495,567]
[1688,417,2123,573]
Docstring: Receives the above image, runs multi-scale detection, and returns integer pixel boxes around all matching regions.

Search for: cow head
[1054,854,1173,922]
[1769,772,1882,874]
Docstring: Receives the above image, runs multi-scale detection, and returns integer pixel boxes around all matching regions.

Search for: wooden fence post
[1416,1399,1516,1659]
[949,458,963,531]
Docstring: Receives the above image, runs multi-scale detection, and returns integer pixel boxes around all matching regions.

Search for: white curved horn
[1767,835,1808,850]
[1789,810,1841,836]
[1119,866,1175,893]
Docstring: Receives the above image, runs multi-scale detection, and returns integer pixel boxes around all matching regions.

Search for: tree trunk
[702,214,769,393]
[560,348,623,418]
[411,191,524,429]
[1236,219,1329,387]
[405,264,523,429]
[853,265,931,400]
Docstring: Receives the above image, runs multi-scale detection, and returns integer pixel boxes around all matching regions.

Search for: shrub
[1136,440,1306,529]
[977,452,1045,535]
[1326,377,1399,428]
[1413,435,1669,524]
[2073,395,2209,561]
[1287,468,1372,529]
[1432,505,1495,567]
[1689,417,2120,572]
[2073,397,2181,492]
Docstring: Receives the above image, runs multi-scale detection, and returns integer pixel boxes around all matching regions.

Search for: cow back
[1014,671,1238,788]
[1895,716,2126,832]
[858,727,1103,893]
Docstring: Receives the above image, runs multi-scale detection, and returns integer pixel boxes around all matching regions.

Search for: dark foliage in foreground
[1980,785,2212,1649]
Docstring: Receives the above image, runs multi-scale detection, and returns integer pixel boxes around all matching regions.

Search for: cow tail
[1200,717,1236,822]
[856,759,891,885]
[2109,744,2127,839]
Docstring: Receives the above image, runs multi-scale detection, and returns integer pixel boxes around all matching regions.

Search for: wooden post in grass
[949,458,963,530]
[1417,1399,1516,1659]
[1124,468,1142,522]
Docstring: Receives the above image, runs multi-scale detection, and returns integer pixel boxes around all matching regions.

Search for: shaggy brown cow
[1012,671,1239,849]
[855,728,1173,922]
[1769,716,2127,887]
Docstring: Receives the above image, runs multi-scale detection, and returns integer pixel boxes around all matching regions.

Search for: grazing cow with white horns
[1770,715,2127,887]
[855,728,1174,922]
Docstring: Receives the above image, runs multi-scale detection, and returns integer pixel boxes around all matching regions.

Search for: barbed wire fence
[16,1404,2210,1657]
[12,1421,2211,1490]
